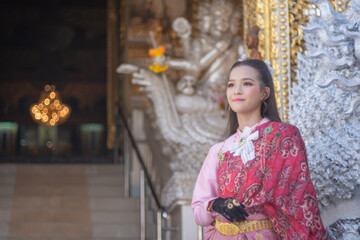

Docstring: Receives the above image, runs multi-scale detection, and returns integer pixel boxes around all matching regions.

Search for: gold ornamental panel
[243,0,320,121]
[329,0,350,12]
[248,0,292,121]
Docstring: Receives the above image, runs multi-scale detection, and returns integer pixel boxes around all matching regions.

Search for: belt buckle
[215,219,240,236]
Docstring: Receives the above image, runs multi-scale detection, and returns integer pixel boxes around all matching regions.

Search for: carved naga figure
[117,0,244,207]
[291,0,360,232]
[304,0,360,115]
[291,1,360,236]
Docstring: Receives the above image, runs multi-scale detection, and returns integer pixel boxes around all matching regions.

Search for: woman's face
[226,65,268,116]
[198,15,212,33]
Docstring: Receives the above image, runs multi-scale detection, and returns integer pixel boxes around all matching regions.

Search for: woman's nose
[234,84,242,94]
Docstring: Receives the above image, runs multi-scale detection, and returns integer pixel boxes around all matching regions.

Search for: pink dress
[191,119,328,240]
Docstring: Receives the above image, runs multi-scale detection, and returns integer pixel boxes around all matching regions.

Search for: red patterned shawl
[217,121,328,239]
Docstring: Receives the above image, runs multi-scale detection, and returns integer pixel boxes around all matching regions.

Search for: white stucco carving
[118,0,243,207]
[290,0,360,207]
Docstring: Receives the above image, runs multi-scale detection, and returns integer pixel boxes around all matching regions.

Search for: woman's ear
[262,87,270,101]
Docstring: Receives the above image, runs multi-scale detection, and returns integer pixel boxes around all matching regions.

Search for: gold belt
[215,218,273,236]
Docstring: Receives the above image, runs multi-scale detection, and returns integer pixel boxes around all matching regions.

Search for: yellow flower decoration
[149,46,166,57]
[148,45,168,73]
[149,64,168,73]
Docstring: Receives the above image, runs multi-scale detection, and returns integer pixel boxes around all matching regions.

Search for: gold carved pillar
[247,0,292,121]
[106,0,118,149]
[243,0,311,121]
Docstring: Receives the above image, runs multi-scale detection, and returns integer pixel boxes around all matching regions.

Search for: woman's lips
[233,98,245,102]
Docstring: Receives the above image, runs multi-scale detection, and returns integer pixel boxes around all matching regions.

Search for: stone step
[11,185,89,197]
[1,237,155,240]
[14,165,88,176]
[0,198,11,209]
[87,176,124,186]
[93,223,156,238]
[85,165,124,176]
[1,185,125,198]
[0,176,15,185]
[91,209,157,224]
[2,196,138,211]
[9,196,90,210]
[7,209,92,223]
[1,209,155,224]
[0,165,16,176]
[9,176,124,187]
[1,207,155,223]
[4,222,93,238]
[0,164,124,177]
[90,197,140,211]
[88,186,123,197]
[0,210,10,222]
[0,223,156,239]
[0,187,13,197]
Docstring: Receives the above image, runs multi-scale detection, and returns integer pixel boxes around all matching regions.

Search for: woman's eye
[244,82,253,86]
[227,83,234,88]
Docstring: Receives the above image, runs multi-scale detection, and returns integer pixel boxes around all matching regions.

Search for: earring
[262,101,268,116]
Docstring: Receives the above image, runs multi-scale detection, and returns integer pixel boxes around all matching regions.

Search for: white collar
[228,118,269,164]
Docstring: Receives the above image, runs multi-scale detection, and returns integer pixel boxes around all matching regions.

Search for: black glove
[212,197,248,222]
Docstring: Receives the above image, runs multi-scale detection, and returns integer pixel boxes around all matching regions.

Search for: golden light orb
[50,92,56,99]
[50,119,56,126]
[46,141,53,148]
[44,98,50,105]
[42,115,49,122]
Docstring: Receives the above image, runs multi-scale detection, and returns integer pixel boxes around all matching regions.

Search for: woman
[191,59,328,239]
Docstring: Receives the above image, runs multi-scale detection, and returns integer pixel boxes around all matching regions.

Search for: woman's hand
[211,197,249,222]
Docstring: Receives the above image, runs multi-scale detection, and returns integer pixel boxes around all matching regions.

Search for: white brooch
[228,126,259,165]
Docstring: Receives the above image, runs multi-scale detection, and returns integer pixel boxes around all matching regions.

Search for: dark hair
[226,59,281,137]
